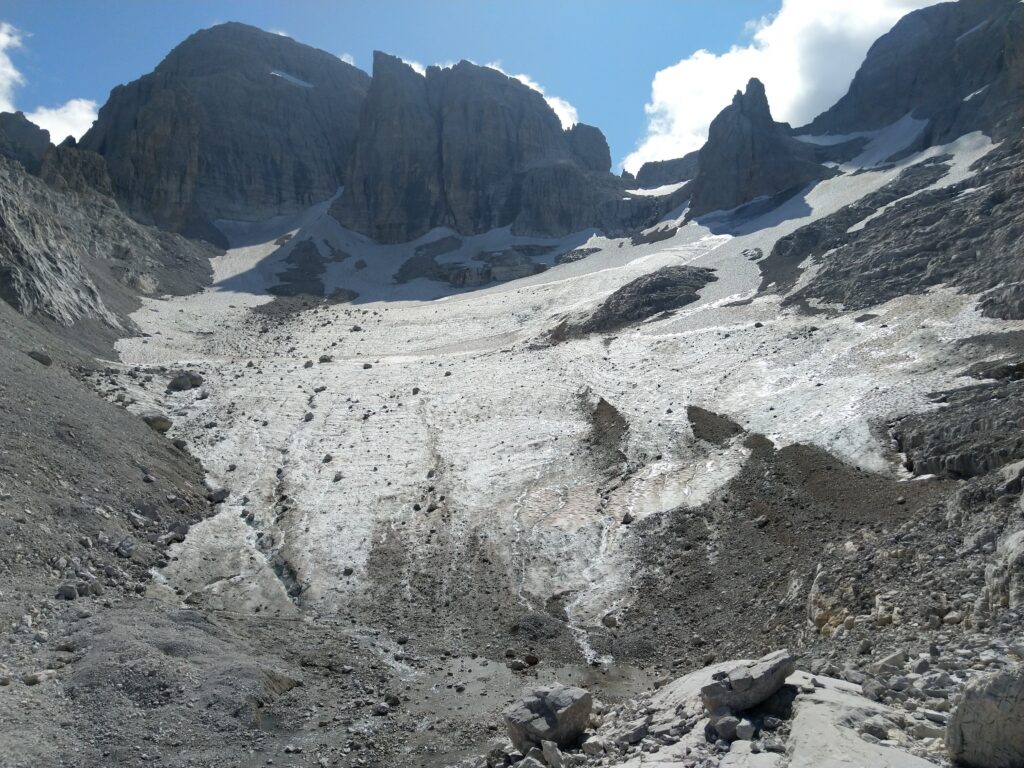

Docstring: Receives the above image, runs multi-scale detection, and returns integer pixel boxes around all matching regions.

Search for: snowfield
[116,129,1020,662]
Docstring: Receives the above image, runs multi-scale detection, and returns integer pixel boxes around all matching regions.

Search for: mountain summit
[80,22,371,244]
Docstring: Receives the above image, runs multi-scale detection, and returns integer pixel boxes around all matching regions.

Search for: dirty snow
[115,130,1018,661]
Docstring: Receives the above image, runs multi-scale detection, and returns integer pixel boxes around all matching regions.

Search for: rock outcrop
[805,0,1024,142]
[334,54,655,243]
[39,140,114,197]
[0,111,50,174]
[0,154,213,335]
[634,151,700,188]
[687,78,833,218]
[550,265,717,340]
[946,666,1024,768]
[79,22,370,243]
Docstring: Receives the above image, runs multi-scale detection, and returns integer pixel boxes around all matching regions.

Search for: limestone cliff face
[687,79,832,218]
[79,22,370,243]
[333,53,447,243]
[39,140,114,197]
[334,54,647,243]
[805,0,1024,141]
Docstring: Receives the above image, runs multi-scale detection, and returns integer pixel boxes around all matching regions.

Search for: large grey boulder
[140,411,173,434]
[688,79,832,218]
[700,649,796,712]
[80,22,370,243]
[504,684,592,753]
[947,665,1024,768]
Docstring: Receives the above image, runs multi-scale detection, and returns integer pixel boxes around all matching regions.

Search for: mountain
[5,4,1024,767]
[686,78,834,218]
[79,22,371,245]
[805,0,1024,142]
[333,53,652,243]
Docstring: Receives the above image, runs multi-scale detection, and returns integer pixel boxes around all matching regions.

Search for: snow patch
[626,182,687,197]
[270,70,314,88]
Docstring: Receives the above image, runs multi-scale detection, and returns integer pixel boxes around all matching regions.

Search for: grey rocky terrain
[2,1,1024,767]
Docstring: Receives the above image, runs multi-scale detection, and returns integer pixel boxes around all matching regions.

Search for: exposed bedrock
[548,265,718,341]
[805,0,1024,142]
[333,53,657,243]
[784,139,1024,319]
[79,22,370,242]
[686,78,834,218]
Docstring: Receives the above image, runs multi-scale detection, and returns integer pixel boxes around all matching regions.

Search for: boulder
[504,684,592,753]
[140,411,173,434]
[947,665,1024,768]
[701,650,797,713]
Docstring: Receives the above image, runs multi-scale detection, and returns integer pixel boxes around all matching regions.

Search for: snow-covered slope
[109,129,1018,668]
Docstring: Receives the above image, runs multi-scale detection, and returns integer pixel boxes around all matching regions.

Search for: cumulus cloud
[26,98,98,142]
[0,21,24,112]
[338,52,356,66]
[623,0,941,172]
[484,62,578,129]
[0,21,98,141]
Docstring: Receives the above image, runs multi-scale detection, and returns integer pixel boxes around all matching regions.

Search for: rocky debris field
[451,646,1024,768]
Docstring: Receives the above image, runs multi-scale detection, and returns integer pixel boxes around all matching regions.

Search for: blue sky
[0,1,934,172]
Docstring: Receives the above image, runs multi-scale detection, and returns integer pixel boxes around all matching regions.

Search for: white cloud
[26,98,98,142]
[400,57,427,76]
[0,21,24,113]
[484,62,578,129]
[0,21,98,141]
[268,29,290,38]
[623,0,941,173]
[339,52,355,66]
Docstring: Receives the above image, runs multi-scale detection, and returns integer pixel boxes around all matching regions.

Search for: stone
[0,111,50,173]
[946,665,1024,768]
[56,584,78,600]
[504,684,592,753]
[701,650,797,713]
[541,740,565,768]
[26,350,52,366]
[141,411,173,433]
[581,735,606,756]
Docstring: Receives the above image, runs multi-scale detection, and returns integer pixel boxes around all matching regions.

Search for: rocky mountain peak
[805,0,1024,141]
[732,77,770,117]
[687,78,832,218]
[79,22,371,245]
